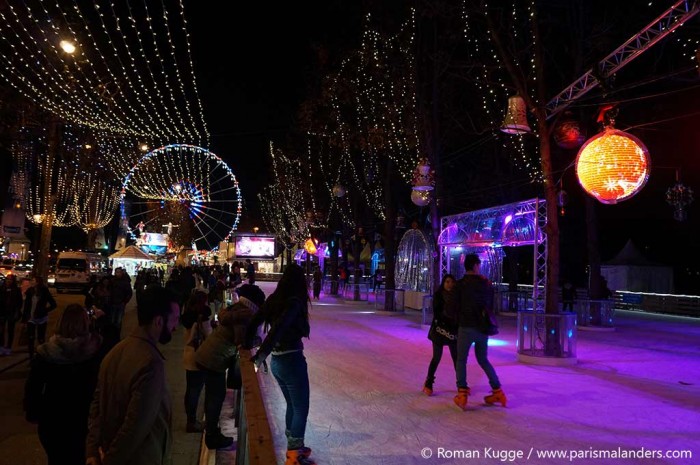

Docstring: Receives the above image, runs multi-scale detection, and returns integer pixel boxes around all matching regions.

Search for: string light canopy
[71,173,120,232]
[120,144,242,251]
[310,11,422,223]
[0,0,209,145]
[575,128,651,204]
[259,143,322,248]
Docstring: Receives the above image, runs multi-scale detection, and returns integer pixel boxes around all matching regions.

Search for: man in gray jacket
[86,287,180,465]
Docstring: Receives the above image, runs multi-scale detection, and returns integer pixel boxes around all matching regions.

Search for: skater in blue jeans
[454,254,507,410]
[246,264,314,465]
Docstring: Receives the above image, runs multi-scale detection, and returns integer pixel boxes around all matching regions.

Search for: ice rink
[253,285,700,465]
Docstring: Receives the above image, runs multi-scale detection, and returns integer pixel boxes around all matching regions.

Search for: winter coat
[195,303,253,373]
[22,286,57,322]
[430,289,458,343]
[109,275,133,307]
[0,282,23,321]
[456,274,494,328]
[181,302,212,372]
[24,333,102,425]
[86,327,172,465]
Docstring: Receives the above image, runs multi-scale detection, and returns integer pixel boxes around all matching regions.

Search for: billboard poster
[138,232,168,255]
[235,236,275,258]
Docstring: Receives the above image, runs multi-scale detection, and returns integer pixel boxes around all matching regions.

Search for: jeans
[426,341,458,381]
[0,316,16,348]
[27,322,47,359]
[185,370,206,424]
[203,370,227,433]
[271,351,309,449]
[455,327,501,390]
[109,304,125,334]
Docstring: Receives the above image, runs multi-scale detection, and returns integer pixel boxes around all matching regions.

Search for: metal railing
[234,349,277,465]
[575,299,615,328]
[343,283,370,301]
[517,311,577,359]
[494,290,532,314]
[375,288,405,312]
[421,294,433,325]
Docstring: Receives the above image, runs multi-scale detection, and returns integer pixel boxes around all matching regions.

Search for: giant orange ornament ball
[575,129,650,205]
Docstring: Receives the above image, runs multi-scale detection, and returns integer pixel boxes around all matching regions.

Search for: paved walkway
[226,288,700,465]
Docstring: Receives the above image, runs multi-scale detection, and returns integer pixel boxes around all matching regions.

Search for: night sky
[2,1,699,291]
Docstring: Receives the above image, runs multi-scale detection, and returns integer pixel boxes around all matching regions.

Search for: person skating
[453,254,506,410]
[245,264,315,465]
[422,274,458,396]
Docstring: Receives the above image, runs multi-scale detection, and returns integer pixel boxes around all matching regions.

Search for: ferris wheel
[120,144,242,251]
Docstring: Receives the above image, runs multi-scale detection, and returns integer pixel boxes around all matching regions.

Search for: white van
[55,252,109,292]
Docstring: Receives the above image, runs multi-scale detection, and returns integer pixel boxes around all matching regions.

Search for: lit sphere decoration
[575,129,650,205]
[332,183,346,198]
[411,189,431,206]
[553,112,586,150]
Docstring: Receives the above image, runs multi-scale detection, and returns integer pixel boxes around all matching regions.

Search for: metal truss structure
[545,0,700,119]
[439,198,547,307]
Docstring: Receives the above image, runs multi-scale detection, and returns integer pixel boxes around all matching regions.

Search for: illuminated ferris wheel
[120,144,242,251]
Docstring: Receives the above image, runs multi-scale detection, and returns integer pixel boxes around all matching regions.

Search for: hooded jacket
[24,333,102,425]
[194,301,254,373]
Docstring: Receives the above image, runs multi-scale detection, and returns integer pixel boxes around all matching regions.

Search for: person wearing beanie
[194,283,265,450]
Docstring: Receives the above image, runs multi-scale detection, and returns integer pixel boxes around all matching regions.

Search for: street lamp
[59,40,76,55]
[253,227,259,234]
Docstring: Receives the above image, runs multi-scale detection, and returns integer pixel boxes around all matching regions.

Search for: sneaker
[186,421,204,433]
[205,432,234,450]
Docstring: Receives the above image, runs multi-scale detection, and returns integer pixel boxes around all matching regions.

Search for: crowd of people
[8,253,525,465]
[9,259,317,465]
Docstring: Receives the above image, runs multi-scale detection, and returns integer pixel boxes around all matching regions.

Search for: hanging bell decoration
[411,189,431,206]
[412,157,435,191]
[553,112,586,150]
[332,183,346,198]
[666,171,694,222]
[500,95,531,134]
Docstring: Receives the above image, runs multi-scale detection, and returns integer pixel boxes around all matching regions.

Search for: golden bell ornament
[500,95,531,135]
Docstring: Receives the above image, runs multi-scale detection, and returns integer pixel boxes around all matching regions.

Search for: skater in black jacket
[422,274,458,396]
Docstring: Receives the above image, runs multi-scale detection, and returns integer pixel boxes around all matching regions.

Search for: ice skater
[422,274,458,396]
[454,254,506,410]
[246,264,315,465]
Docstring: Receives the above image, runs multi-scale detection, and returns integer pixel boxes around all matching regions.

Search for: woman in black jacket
[422,274,458,396]
[0,274,23,355]
[24,304,103,465]
[22,276,57,360]
[247,264,314,465]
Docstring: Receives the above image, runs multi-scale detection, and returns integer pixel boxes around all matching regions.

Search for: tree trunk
[35,119,59,281]
[384,160,396,311]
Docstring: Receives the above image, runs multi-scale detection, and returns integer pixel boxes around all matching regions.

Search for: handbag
[428,318,457,343]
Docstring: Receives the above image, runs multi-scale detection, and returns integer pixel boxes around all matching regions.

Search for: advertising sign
[138,232,168,255]
[235,236,275,258]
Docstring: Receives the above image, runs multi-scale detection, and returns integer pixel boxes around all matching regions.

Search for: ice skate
[484,388,507,407]
[422,376,434,396]
[453,387,470,410]
[286,448,316,465]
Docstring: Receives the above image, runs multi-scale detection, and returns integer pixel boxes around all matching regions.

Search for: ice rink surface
[253,283,700,465]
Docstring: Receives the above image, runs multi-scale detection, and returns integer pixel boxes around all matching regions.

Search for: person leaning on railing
[245,264,315,465]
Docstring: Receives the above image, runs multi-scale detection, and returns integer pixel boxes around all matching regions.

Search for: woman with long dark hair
[246,264,314,465]
[422,274,459,395]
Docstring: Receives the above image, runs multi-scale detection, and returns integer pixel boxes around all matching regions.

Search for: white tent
[109,245,154,276]
[601,240,673,293]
